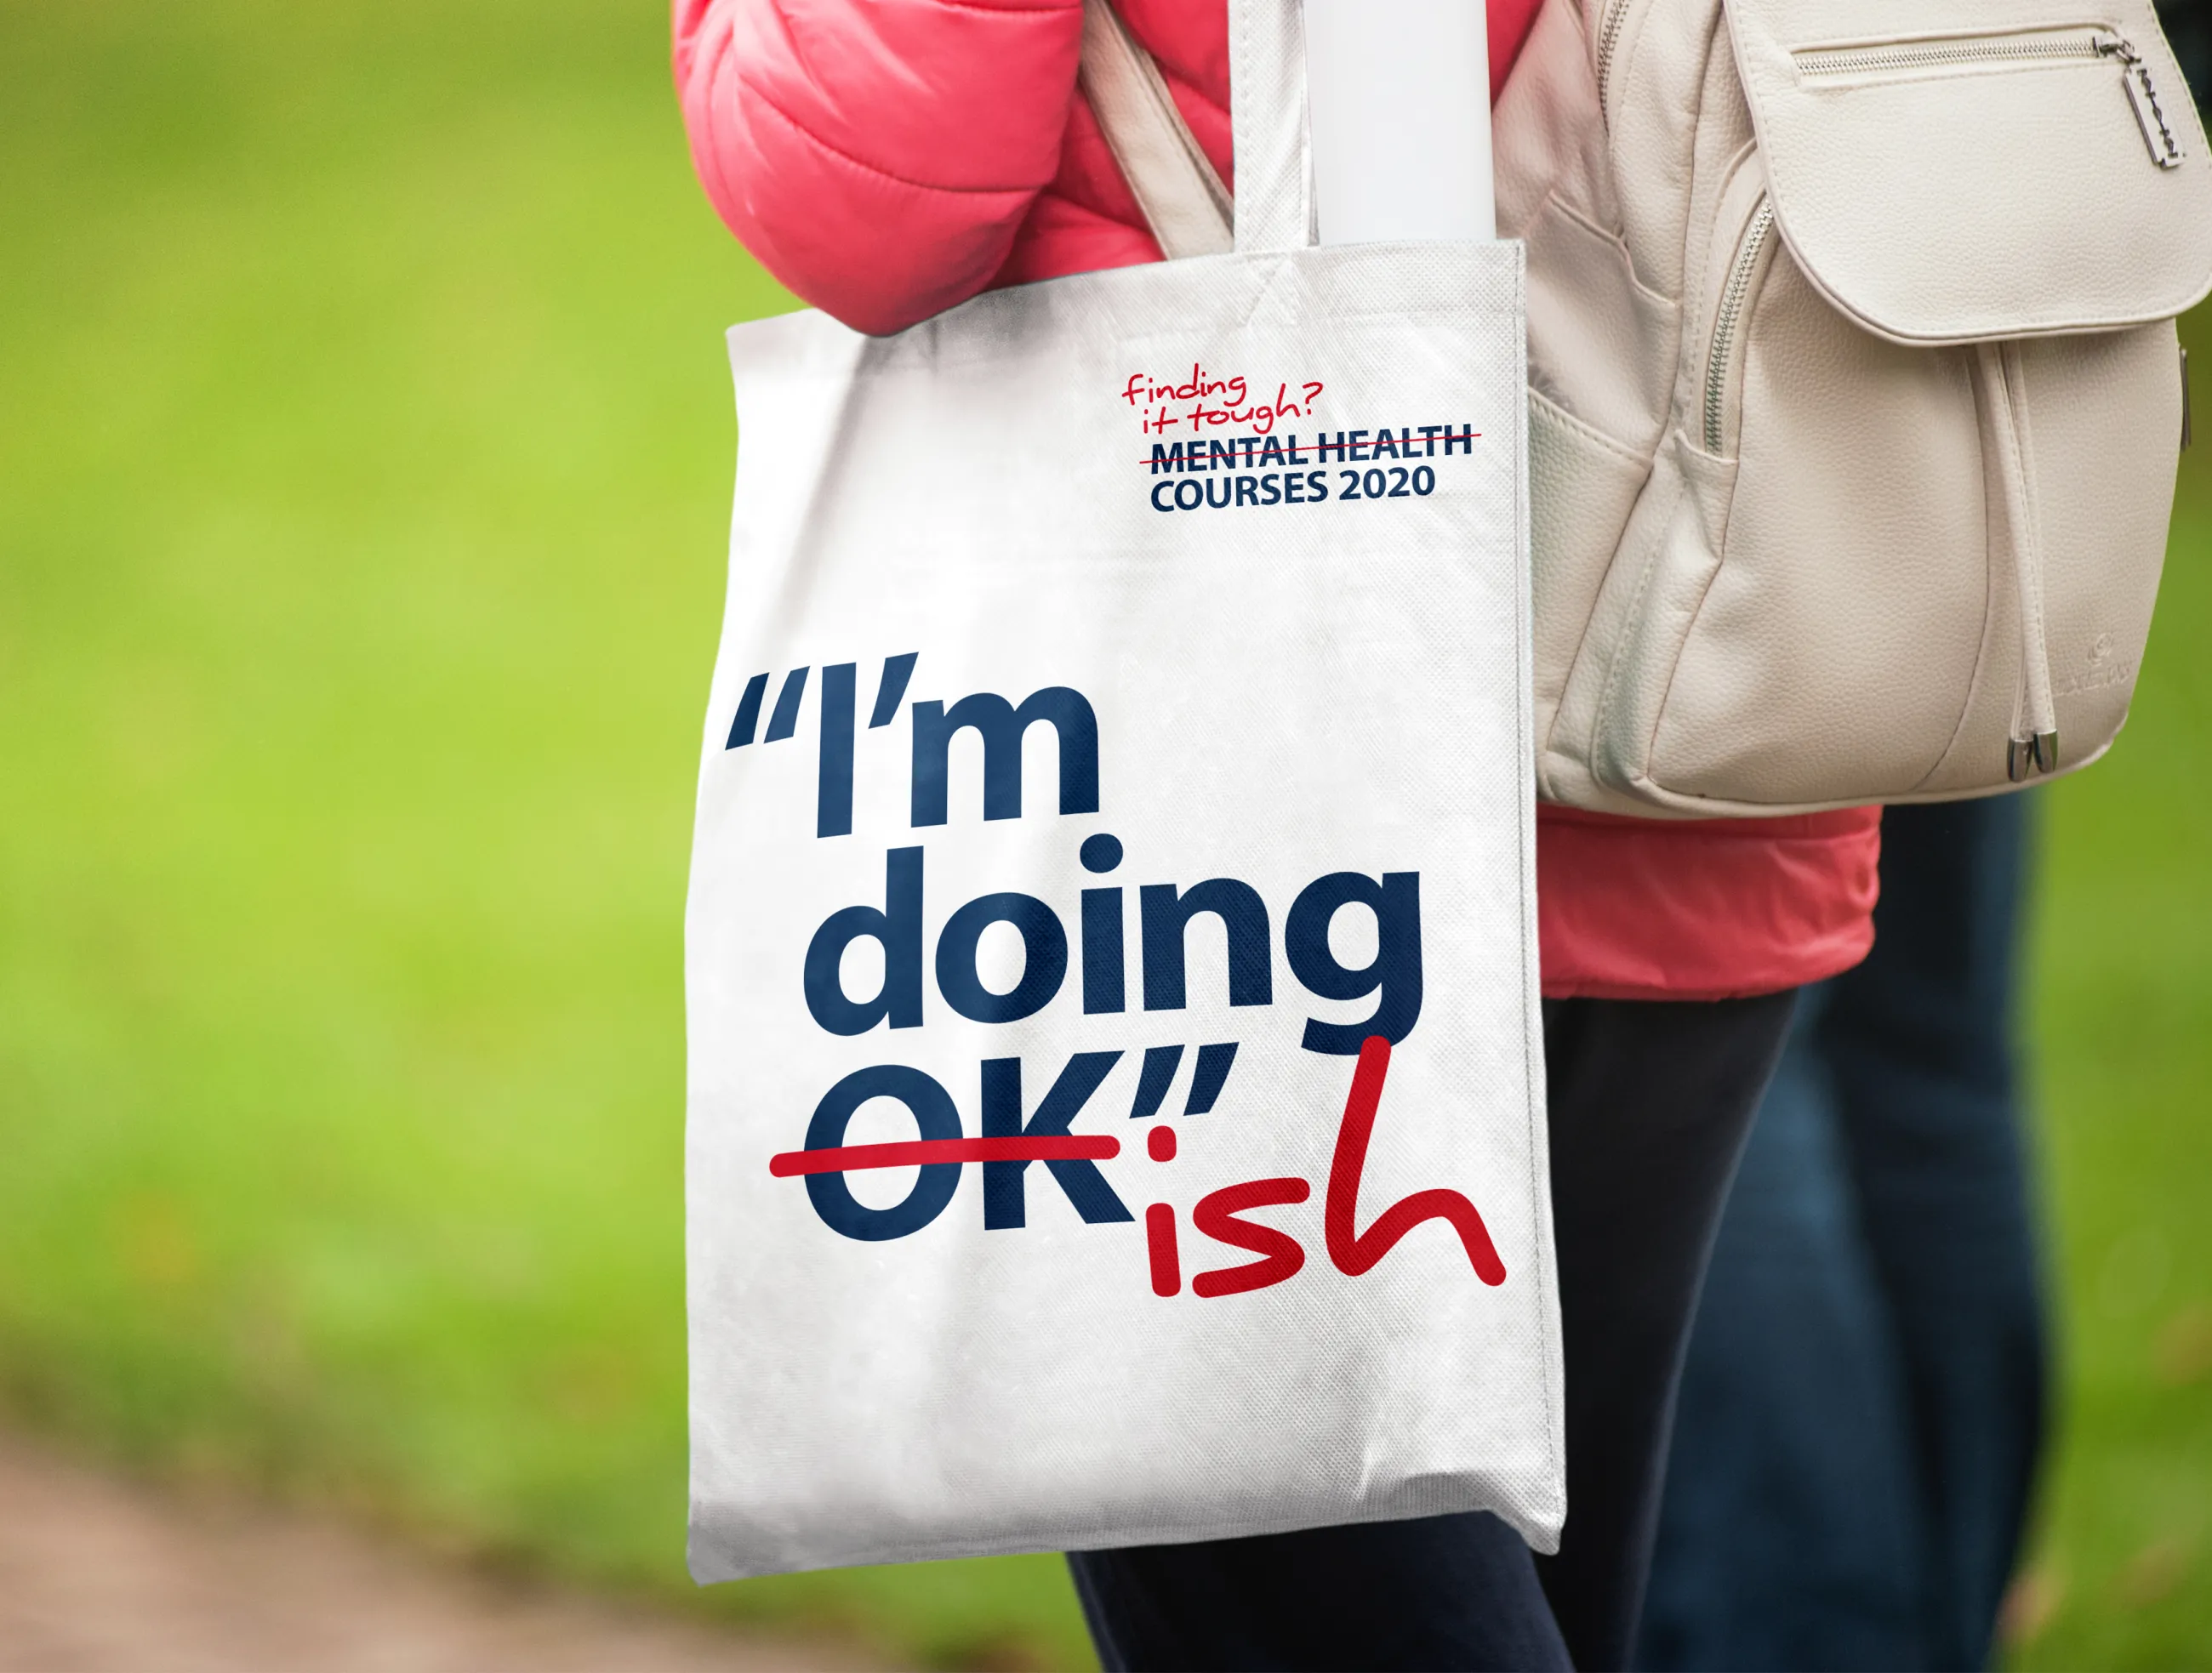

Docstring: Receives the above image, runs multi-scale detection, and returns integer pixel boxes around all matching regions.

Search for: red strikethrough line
[768,1135,1121,1177]
[1137,435,1479,466]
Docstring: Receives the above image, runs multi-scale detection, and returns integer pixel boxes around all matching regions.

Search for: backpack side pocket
[1530,389,1653,794]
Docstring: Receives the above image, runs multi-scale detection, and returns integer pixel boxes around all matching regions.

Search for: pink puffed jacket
[672,0,1882,1000]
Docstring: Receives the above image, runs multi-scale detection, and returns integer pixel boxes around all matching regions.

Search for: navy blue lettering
[1261,473,1284,505]
[1371,429,1400,459]
[1307,470,1329,500]
[726,672,769,748]
[1206,477,1232,509]
[1151,481,1177,511]
[1348,429,1371,461]
[803,846,924,1035]
[869,652,918,727]
[1129,1044,1183,1119]
[1234,475,1259,507]
[1184,1042,1239,1113]
[764,667,808,742]
[937,892,1068,1022]
[1443,424,1475,456]
[1149,441,1187,474]
[911,687,1100,826]
[1284,472,1306,504]
[1175,479,1204,510]
[982,1052,1132,1227]
[817,662,856,838]
[1141,879,1274,1011]
[802,1065,961,1241]
[1286,871,1424,1054]
[1081,887,1125,1013]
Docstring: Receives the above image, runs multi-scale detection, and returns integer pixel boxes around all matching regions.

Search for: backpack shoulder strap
[1079,0,1235,258]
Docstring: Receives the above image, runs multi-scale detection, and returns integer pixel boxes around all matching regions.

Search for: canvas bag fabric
[684,0,1565,1581]
[1496,0,2212,816]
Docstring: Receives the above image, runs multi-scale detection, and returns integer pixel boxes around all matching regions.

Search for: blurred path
[0,1434,882,1672]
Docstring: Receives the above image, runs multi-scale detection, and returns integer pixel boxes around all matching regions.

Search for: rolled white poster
[1303,0,1497,244]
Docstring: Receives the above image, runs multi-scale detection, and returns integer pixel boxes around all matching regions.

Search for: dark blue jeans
[1069,992,1797,1672]
[1639,797,2047,1672]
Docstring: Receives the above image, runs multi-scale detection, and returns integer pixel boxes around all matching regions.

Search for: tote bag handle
[1078,0,1316,258]
[1078,0,1235,257]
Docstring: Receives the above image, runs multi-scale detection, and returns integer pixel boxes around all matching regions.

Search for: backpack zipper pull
[1979,344,2061,783]
[2096,35,2186,169]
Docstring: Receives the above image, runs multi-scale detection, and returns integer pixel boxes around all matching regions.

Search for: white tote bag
[685,0,1562,1580]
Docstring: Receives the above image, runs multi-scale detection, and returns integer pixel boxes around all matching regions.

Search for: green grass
[0,3,2203,1667]
[2008,304,2212,1669]
[0,3,1086,1665]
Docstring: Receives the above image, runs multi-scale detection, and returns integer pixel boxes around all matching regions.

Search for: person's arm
[674,0,1085,335]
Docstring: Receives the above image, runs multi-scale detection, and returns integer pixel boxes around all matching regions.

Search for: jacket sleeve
[675,0,1085,335]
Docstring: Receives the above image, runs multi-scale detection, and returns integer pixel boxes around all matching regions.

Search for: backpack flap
[1726,0,2212,344]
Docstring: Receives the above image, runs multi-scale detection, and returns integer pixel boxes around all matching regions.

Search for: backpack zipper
[1703,199,1774,454]
[1593,0,1633,120]
[1975,344,2061,781]
[1797,27,2186,168]
[1798,26,2111,77]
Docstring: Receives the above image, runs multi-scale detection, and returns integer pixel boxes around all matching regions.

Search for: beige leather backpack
[1498,0,2212,814]
[1087,0,2212,816]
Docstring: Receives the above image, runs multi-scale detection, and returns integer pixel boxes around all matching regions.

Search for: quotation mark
[725,652,920,838]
